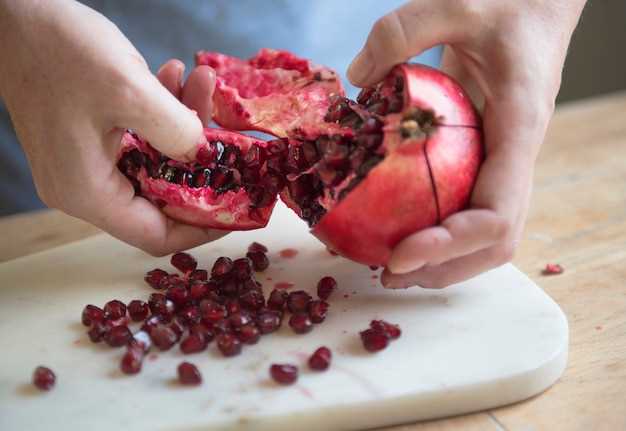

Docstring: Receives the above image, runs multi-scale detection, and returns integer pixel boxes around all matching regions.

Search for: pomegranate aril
[32,366,56,391]
[317,276,337,300]
[190,323,214,342]
[189,269,208,282]
[542,263,564,275]
[88,321,107,343]
[370,320,401,340]
[81,304,105,327]
[270,364,298,385]
[196,143,217,165]
[199,300,227,323]
[308,300,329,324]
[178,362,202,385]
[105,325,132,348]
[177,305,201,327]
[151,325,178,351]
[169,321,185,341]
[131,330,152,351]
[246,251,269,272]
[190,168,211,188]
[308,346,332,371]
[170,252,197,273]
[239,289,265,311]
[237,324,261,345]
[103,300,126,320]
[211,318,231,335]
[248,242,268,254]
[217,333,242,357]
[268,289,288,311]
[360,328,389,352]
[127,300,150,322]
[289,314,313,334]
[211,257,234,278]
[166,285,190,307]
[228,311,252,329]
[145,268,169,289]
[360,117,383,134]
[120,346,144,375]
[180,334,208,354]
[256,311,282,334]
[140,315,162,335]
[189,281,210,301]
[287,290,312,314]
[232,257,253,281]
[357,87,375,105]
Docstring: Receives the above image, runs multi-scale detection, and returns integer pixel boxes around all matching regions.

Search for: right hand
[0,0,224,255]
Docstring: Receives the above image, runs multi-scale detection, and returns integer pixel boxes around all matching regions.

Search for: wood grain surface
[1,91,625,430]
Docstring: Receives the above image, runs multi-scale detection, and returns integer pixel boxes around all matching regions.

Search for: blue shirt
[0,0,441,215]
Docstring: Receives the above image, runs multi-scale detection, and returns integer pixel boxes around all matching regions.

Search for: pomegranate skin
[312,65,483,265]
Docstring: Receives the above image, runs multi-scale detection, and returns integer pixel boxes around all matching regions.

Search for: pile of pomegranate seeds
[360,319,402,352]
[32,366,56,391]
[79,246,342,385]
[542,263,564,275]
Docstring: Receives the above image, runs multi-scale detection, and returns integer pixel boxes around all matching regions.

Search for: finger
[157,59,185,99]
[181,65,216,127]
[382,242,512,289]
[91,162,227,255]
[387,210,508,274]
[347,1,464,86]
[118,72,205,162]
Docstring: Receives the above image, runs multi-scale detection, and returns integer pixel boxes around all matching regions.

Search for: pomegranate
[118,49,482,266]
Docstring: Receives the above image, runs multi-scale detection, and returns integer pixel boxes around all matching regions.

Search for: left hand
[347,0,586,288]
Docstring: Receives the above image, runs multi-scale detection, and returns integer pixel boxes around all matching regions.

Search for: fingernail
[347,50,374,85]
[387,258,426,274]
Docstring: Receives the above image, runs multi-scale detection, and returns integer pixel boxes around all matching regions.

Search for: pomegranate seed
[267,289,288,311]
[140,315,162,335]
[180,334,208,354]
[103,300,127,320]
[166,285,190,307]
[542,263,564,275]
[81,304,104,326]
[196,144,217,165]
[360,328,389,352]
[189,281,209,301]
[148,294,175,321]
[160,274,186,290]
[151,325,178,351]
[217,333,242,357]
[88,321,107,343]
[317,276,337,300]
[190,323,214,343]
[287,290,312,314]
[199,300,227,323]
[212,257,234,278]
[246,251,270,272]
[131,330,152,351]
[177,362,202,385]
[308,347,332,371]
[229,311,252,329]
[189,269,208,282]
[237,324,261,344]
[289,314,313,334]
[256,311,282,334]
[270,364,298,385]
[211,318,231,335]
[32,366,55,391]
[127,300,150,322]
[105,325,132,347]
[232,257,253,281]
[177,305,201,327]
[169,321,184,341]
[248,242,268,253]
[145,268,168,289]
[239,289,265,311]
[225,298,241,315]
[120,345,144,375]
[308,300,329,324]
[219,279,238,297]
[171,252,197,273]
[370,320,401,340]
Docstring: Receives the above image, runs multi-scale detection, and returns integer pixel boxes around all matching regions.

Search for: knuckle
[489,241,516,266]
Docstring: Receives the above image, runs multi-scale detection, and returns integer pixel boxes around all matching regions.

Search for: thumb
[347,2,462,87]
[121,73,205,162]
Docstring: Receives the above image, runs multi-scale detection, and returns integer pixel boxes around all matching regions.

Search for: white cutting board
[0,203,568,431]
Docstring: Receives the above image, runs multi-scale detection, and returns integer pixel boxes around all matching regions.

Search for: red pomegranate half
[118,49,483,265]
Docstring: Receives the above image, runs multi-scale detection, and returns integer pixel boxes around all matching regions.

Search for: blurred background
[0,1,624,217]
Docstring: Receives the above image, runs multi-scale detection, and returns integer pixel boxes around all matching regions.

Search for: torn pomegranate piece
[118,49,482,266]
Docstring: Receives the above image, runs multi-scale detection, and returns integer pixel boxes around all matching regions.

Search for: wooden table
[1,92,625,430]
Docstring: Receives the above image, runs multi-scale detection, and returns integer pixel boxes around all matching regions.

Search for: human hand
[347,0,586,288]
[0,0,223,255]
